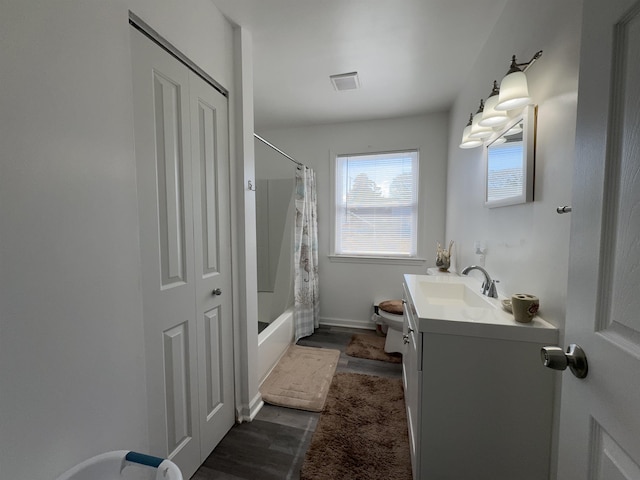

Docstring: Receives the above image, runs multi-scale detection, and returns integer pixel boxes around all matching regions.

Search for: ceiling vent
[330,72,360,91]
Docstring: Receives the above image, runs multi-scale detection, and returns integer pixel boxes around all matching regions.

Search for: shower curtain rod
[254,133,305,167]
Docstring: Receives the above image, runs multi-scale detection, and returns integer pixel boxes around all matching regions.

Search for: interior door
[130,26,201,477]
[189,71,235,458]
[557,0,640,478]
[130,26,235,478]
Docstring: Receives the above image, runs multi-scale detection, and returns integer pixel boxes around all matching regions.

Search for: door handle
[212,288,222,296]
[540,344,588,378]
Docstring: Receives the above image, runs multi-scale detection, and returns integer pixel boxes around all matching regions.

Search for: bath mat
[345,333,402,363]
[300,372,412,480]
[259,345,340,412]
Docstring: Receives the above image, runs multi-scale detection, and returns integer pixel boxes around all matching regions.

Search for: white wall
[445,1,582,478]
[447,0,582,327]
[0,1,236,478]
[231,26,262,421]
[258,113,449,328]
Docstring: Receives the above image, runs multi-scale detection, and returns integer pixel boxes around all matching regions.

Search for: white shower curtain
[294,166,319,340]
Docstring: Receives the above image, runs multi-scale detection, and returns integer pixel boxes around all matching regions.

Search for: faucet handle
[487,280,499,298]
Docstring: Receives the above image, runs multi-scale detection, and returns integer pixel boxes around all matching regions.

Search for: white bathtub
[257,307,295,384]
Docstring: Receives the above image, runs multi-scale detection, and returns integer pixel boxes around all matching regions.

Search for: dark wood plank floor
[191,326,403,480]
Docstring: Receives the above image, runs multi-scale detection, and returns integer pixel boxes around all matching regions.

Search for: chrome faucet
[461,265,499,298]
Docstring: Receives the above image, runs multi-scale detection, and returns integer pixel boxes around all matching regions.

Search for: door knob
[540,344,588,378]
[212,288,222,296]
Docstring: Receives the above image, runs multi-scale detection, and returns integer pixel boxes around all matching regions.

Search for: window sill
[328,255,427,266]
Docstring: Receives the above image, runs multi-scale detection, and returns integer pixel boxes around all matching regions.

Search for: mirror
[484,104,536,208]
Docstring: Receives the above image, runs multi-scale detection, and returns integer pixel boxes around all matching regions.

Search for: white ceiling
[212,0,509,130]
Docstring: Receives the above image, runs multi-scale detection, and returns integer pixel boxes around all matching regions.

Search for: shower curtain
[294,166,319,341]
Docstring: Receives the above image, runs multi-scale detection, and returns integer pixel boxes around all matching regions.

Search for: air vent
[330,72,360,91]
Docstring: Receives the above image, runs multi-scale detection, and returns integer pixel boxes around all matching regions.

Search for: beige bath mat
[260,345,340,412]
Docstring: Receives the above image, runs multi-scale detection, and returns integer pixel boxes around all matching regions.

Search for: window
[333,150,419,258]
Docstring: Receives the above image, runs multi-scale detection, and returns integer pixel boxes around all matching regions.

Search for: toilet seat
[378,299,404,315]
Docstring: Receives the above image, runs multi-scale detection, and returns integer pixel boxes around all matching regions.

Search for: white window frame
[329,149,423,265]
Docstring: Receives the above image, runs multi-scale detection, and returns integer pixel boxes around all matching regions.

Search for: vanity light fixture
[469,99,493,140]
[460,113,483,149]
[479,80,510,127]
[495,51,543,111]
[458,50,542,149]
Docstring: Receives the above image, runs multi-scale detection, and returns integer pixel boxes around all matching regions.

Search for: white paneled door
[130,26,234,480]
[557,0,640,478]
[188,65,235,458]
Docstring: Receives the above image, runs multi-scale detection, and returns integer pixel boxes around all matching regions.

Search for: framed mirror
[483,104,537,208]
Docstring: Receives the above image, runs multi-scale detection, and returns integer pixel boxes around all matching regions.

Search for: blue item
[125,451,164,468]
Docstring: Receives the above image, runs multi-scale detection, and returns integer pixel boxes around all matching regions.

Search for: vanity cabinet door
[402,285,421,480]
[419,333,554,480]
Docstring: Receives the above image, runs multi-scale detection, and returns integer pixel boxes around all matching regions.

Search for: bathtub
[257,307,295,384]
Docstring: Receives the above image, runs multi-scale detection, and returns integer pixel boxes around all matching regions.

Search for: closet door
[130,26,201,478]
[130,26,235,478]
[189,71,235,459]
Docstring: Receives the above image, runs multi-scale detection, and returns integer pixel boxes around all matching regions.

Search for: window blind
[335,150,418,257]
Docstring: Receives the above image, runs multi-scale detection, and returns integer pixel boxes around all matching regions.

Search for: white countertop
[404,273,558,344]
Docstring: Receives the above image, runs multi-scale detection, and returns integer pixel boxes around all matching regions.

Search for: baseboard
[319,316,376,331]
[236,392,264,423]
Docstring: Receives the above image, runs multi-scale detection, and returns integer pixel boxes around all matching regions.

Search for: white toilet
[373,299,405,354]
[373,270,455,354]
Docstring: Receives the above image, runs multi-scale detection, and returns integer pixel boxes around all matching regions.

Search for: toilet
[373,270,453,354]
[373,299,405,354]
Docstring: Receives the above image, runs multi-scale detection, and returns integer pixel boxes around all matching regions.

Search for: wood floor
[191,326,403,480]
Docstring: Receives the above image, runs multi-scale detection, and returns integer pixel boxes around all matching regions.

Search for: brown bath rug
[260,345,340,412]
[345,333,402,363]
[300,372,412,480]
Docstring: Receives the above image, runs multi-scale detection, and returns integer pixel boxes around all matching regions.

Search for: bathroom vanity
[402,274,558,480]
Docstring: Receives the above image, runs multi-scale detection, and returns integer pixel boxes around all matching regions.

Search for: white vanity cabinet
[402,275,558,480]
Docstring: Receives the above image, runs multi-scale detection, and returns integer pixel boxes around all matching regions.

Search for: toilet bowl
[373,300,405,354]
[372,270,451,354]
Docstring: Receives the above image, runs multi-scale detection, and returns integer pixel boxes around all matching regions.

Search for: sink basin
[418,280,493,309]
[403,274,559,343]
[404,275,499,322]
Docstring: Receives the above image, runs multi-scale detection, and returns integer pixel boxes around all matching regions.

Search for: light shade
[480,81,510,127]
[460,113,483,149]
[495,70,531,111]
[504,123,523,136]
[460,124,483,148]
[469,111,493,139]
